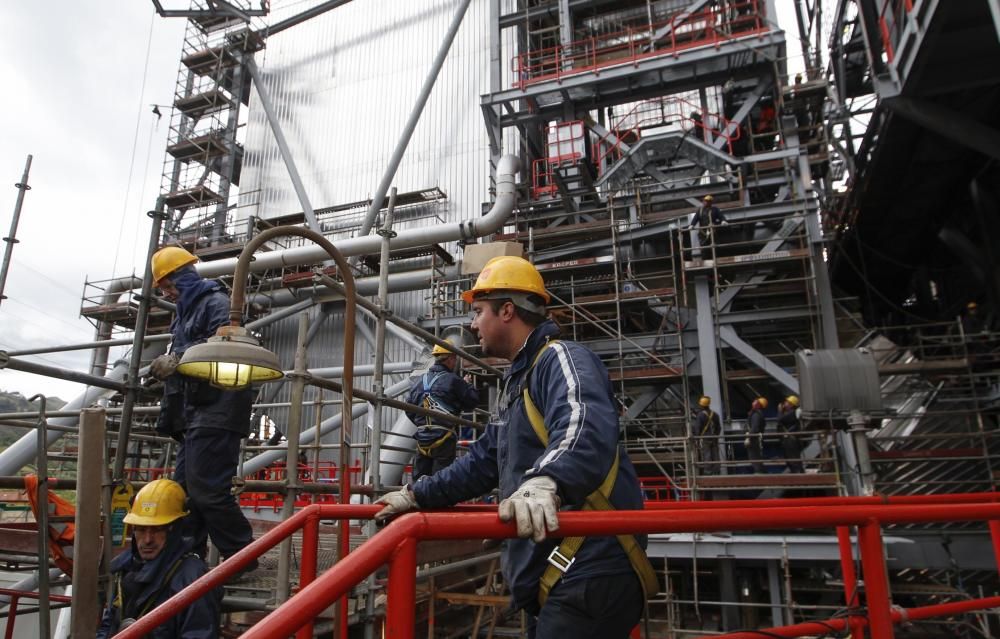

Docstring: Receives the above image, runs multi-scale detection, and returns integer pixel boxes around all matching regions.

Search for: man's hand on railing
[374,486,419,522]
[498,476,560,543]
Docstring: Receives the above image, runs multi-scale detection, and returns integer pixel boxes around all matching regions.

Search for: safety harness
[114,553,189,621]
[699,409,716,436]
[523,340,659,606]
[415,371,458,456]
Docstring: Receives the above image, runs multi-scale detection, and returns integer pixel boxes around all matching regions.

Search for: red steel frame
[114,494,1000,639]
[0,588,72,639]
[513,0,767,89]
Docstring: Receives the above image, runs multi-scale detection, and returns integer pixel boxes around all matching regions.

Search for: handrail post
[858,520,894,638]
[836,526,864,639]
[386,537,418,639]
[4,594,17,639]
[296,510,321,639]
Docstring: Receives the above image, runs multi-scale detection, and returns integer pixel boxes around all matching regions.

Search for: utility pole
[0,154,33,308]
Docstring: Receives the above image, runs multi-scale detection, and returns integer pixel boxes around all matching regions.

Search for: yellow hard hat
[461,256,550,304]
[786,394,800,407]
[703,195,714,202]
[698,396,711,407]
[756,397,769,409]
[967,301,978,310]
[151,246,198,285]
[431,343,453,357]
[123,479,188,526]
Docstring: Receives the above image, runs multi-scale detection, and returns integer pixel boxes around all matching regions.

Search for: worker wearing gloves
[406,342,479,481]
[147,246,255,567]
[745,397,768,473]
[97,480,222,638]
[376,256,656,639]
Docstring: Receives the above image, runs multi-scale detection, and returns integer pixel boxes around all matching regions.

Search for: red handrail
[116,494,1000,639]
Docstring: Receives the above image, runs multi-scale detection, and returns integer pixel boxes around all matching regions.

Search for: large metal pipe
[88,276,145,377]
[195,155,519,279]
[241,377,412,476]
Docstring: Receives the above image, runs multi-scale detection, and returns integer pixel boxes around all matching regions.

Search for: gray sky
[0,3,185,399]
[0,2,807,401]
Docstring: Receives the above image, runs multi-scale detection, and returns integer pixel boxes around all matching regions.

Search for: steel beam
[718,325,800,393]
[884,96,1000,161]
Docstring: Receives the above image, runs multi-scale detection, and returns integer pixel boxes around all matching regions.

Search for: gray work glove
[374,486,419,522]
[498,476,560,543]
[149,353,180,381]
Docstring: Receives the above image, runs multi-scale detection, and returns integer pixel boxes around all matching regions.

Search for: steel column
[30,395,49,639]
[277,313,309,603]
[70,408,106,637]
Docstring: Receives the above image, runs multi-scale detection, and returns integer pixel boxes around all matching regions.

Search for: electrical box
[461,242,524,275]
[795,348,882,417]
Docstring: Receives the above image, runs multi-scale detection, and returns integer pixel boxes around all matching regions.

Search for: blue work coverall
[413,320,646,638]
[405,361,479,480]
[97,532,221,639]
[155,268,254,558]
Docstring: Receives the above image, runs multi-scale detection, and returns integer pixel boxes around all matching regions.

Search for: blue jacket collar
[507,320,560,379]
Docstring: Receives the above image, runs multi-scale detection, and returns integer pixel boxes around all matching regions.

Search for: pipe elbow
[496,154,520,179]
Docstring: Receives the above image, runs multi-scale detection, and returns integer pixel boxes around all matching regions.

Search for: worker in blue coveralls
[97,479,222,638]
[406,342,479,481]
[376,256,657,639]
[147,246,256,571]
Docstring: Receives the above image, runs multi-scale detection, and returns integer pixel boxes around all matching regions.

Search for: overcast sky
[0,2,807,401]
[0,3,185,399]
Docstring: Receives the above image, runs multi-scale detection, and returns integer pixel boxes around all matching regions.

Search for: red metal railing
[0,588,72,639]
[240,462,363,512]
[513,0,767,89]
[116,492,1000,639]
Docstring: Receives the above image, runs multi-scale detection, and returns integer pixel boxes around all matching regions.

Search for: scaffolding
[2,1,1000,637]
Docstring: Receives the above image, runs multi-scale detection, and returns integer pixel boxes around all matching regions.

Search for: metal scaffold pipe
[0,154,32,308]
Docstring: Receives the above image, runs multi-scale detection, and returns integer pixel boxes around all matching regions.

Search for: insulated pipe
[89,276,144,377]
[371,413,418,487]
[355,0,473,241]
[194,155,520,279]
[240,377,412,477]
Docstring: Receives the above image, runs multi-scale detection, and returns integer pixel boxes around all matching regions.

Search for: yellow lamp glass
[177,326,284,390]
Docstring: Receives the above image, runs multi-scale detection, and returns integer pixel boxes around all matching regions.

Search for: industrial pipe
[194,155,519,279]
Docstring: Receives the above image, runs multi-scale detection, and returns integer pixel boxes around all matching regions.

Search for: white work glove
[374,486,419,522]
[149,353,179,380]
[498,476,560,543]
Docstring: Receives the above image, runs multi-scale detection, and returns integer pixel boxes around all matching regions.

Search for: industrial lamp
[177,325,283,389]
[172,225,356,394]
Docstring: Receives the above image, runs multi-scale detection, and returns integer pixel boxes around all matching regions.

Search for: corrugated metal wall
[238,0,494,461]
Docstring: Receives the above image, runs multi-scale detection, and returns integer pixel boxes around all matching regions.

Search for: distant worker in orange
[694,396,721,475]
[777,395,804,473]
[745,397,767,473]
